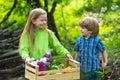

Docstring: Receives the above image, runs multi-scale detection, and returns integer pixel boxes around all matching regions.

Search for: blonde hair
[79,17,99,36]
[20,8,47,53]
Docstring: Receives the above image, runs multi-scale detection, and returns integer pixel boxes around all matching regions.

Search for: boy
[74,17,108,80]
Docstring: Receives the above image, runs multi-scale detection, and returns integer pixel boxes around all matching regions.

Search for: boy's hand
[66,53,73,60]
[101,62,107,69]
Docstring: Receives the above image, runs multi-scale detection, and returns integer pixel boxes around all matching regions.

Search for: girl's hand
[66,53,73,60]
[25,57,32,63]
[65,54,73,67]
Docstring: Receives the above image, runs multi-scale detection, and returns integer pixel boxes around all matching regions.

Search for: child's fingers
[66,54,73,59]
[101,63,107,69]
[25,57,32,63]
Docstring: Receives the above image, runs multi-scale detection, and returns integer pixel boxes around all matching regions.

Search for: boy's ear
[91,31,93,34]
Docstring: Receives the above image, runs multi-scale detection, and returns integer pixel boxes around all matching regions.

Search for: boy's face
[80,27,92,37]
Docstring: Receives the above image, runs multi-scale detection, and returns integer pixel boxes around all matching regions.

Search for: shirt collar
[82,36,94,39]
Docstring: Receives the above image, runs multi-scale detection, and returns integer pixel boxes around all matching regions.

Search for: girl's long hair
[20,8,48,54]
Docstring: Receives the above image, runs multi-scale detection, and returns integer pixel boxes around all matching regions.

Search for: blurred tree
[0,0,17,25]
[0,0,64,41]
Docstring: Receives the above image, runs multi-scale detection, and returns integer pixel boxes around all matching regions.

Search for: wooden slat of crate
[61,67,79,72]
[25,64,36,73]
[36,71,80,80]
[25,69,37,80]
[37,69,60,75]
[37,67,79,75]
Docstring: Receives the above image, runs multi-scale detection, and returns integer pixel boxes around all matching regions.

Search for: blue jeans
[80,70,99,80]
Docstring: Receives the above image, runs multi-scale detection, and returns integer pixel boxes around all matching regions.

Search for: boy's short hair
[79,17,99,36]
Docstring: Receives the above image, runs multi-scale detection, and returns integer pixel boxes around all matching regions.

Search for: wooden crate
[25,59,80,80]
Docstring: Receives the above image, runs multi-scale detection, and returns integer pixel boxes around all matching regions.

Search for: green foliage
[46,56,64,70]
[96,68,112,80]
[0,0,33,28]
[0,0,120,61]
[54,0,120,60]
[0,0,13,25]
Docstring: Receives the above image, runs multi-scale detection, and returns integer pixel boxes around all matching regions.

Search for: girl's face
[80,27,92,37]
[32,14,47,29]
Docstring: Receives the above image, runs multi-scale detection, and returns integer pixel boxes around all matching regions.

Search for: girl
[19,8,72,63]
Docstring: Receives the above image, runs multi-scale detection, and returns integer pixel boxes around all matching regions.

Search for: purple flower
[43,54,52,62]
[37,53,53,68]
[37,61,45,67]
[44,62,50,66]
[37,61,50,67]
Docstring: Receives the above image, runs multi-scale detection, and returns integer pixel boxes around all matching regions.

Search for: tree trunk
[47,13,60,41]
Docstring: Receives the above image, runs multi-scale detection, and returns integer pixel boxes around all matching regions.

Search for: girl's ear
[32,19,36,24]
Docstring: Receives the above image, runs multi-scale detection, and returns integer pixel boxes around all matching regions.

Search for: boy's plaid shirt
[74,36,106,72]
